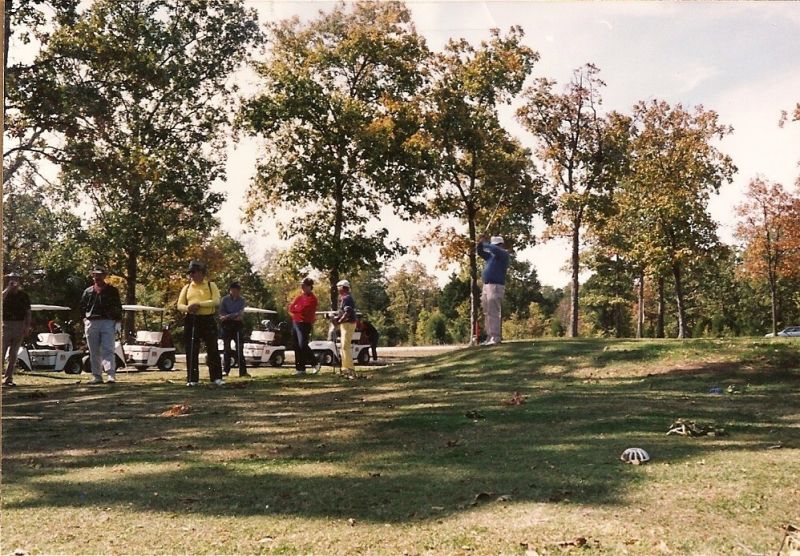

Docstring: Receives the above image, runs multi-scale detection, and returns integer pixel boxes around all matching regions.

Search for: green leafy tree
[517,64,622,337]
[18,0,261,318]
[240,1,431,310]
[3,0,79,184]
[385,261,439,345]
[624,100,736,338]
[422,26,547,344]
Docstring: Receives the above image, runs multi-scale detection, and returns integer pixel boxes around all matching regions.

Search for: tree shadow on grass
[2,339,799,524]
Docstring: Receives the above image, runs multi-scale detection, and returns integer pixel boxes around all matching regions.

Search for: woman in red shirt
[288,277,320,375]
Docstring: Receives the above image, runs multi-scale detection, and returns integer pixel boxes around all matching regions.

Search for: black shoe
[239,372,251,377]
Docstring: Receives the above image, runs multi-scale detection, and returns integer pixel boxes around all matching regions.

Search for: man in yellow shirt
[178,261,223,386]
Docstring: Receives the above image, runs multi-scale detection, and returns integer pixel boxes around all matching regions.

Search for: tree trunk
[656,276,665,338]
[467,203,480,345]
[330,179,344,311]
[569,217,580,337]
[768,270,778,336]
[124,250,137,335]
[636,271,644,339]
[672,263,687,339]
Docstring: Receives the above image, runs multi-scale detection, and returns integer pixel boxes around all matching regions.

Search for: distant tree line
[4,0,800,342]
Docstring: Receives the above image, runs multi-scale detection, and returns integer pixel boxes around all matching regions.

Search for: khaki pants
[339,322,356,372]
[3,320,26,382]
[481,283,505,343]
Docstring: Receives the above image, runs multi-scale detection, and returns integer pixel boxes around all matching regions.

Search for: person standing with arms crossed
[334,279,357,378]
[219,282,249,377]
[288,277,321,376]
[80,266,123,384]
[2,272,32,387]
[476,235,510,345]
[178,261,223,386]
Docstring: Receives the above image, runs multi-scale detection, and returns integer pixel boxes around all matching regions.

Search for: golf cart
[115,304,176,371]
[240,307,286,367]
[15,304,86,374]
[309,311,371,366]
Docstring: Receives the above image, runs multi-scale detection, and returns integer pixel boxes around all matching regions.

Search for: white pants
[481,284,505,343]
[85,319,116,378]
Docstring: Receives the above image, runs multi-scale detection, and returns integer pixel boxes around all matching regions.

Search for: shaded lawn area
[1,338,799,555]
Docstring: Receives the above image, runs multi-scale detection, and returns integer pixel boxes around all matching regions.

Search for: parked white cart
[15,304,86,374]
[240,307,286,367]
[309,311,371,367]
[116,304,176,371]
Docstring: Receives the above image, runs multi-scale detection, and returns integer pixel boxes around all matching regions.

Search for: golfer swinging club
[178,261,224,386]
[476,235,509,345]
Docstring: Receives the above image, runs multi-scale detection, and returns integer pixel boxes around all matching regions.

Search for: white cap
[336,279,351,289]
[490,236,504,245]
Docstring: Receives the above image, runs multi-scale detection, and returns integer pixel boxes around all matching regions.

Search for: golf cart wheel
[135,365,148,371]
[157,354,175,371]
[269,352,285,367]
[115,355,126,370]
[63,356,82,375]
[357,349,370,365]
[319,351,334,366]
[82,356,92,374]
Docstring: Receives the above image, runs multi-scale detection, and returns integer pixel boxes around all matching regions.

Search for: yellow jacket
[177,280,220,316]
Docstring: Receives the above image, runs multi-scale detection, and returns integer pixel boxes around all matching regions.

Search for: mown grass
[1,337,799,555]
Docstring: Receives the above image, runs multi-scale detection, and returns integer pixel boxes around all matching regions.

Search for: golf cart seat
[250,330,275,344]
[351,331,361,342]
[135,330,163,345]
[37,332,73,350]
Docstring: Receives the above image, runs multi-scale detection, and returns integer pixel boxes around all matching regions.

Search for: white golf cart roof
[122,304,166,312]
[316,310,363,317]
[245,307,277,315]
[31,304,71,311]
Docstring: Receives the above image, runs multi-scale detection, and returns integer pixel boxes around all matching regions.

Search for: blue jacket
[477,242,509,285]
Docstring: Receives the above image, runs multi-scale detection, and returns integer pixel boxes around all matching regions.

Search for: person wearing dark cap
[178,261,223,386]
[2,272,32,387]
[219,281,248,377]
[79,266,123,384]
[288,277,320,375]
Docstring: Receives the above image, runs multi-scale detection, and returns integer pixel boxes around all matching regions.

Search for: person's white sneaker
[213,378,225,386]
[106,376,116,383]
[186,381,198,387]
[309,360,321,374]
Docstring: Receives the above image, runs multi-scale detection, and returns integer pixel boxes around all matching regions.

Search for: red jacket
[289,292,318,324]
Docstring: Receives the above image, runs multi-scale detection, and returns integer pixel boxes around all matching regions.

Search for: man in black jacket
[80,266,123,384]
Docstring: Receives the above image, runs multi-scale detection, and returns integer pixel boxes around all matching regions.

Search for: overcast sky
[218,1,800,287]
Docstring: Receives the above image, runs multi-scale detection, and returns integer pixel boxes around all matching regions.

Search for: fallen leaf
[160,402,191,417]
[496,494,512,502]
[471,492,494,506]
[502,391,526,406]
[550,537,587,548]
[347,518,356,526]
[464,410,485,420]
[446,439,461,447]
[369,472,381,477]
[13,548,29,556]
[257,536,274,543]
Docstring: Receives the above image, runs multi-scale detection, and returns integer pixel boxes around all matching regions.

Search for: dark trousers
[292,321,317,371]
[184,314,222,383]
[370,336,379,360]
[221,321,246,376]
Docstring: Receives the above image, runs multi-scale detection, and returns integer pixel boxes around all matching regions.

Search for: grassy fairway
[2,338,799,555]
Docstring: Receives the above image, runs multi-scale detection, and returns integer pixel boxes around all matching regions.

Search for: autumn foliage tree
[623,100,736,338]
[517,64,616,337]
[422,27,547,343]
[240,1,431,309]
[735,177,800,335]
